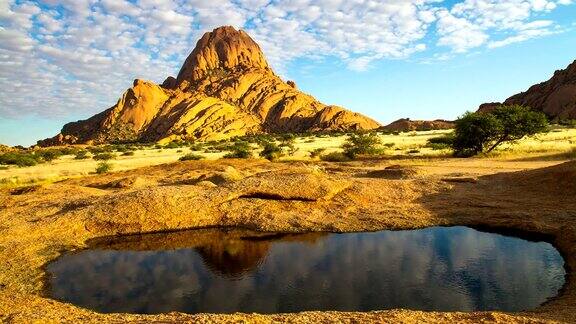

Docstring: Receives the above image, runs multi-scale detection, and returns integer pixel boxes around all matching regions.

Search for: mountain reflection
[47,227,565,314]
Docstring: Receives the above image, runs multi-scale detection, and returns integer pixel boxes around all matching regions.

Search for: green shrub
[309,148,326,158]
[224,141,252,159]
[74,150,89,160]
[260,142,283,161]
[0,152,38,167]
[35,149,62,162]
[190,143,204,151]
[165,141,183,149]
[89,146,113,154]
[320,152,352,162]
[95,162,112,174]
[121,151,135,156]
[179,153,204,161]
[92,152,116,161]
[426,134,454,150]
[342,133,382,159]
[453,105,548,157]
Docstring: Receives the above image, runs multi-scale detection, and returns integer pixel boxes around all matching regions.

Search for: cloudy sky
[1,0,575,146]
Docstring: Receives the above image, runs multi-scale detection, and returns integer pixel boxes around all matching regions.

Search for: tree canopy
[453,105,548,157]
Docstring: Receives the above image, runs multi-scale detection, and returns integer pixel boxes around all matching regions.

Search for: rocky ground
[0,158,575,323]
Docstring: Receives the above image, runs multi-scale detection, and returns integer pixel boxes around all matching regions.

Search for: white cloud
[0,0,573,121]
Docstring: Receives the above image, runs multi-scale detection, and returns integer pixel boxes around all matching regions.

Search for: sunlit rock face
[38,26,380,146]
[478,60,576,120]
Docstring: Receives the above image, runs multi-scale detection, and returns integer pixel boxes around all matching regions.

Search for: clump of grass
[320,152,352,162]
[95,162,113,174]
[407,149,420,154]
[179,153,204,161]
[92,152,116,160]
[121,151,135,156]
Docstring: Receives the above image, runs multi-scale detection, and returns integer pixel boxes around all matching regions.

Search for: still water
[46,226,565,314]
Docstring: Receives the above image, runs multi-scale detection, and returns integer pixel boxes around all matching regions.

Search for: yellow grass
[1,128,575,187]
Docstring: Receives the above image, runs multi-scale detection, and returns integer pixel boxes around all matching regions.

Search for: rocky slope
[380,118,454,132]
[39,26,379,146]
[478,60,576,120]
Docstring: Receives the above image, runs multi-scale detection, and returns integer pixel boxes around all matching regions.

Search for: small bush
[260,142,283,161]
[320,152,352,162]
[342,133,382,159]
[35,149,62,162]
[407,149,420,154]
[95,162,112,174]
[224,141,252,159]
[179,153,204,161]
[121,151,135,156]
[309,148,326,158]
[93,152,116,161]
[426,134,454,150]
[74,150,89,159]
[383,143,395,149]
[190,143,204,151]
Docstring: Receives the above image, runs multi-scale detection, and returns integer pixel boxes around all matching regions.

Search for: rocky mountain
[478,60,576,120]
[380,118,454,132]
[39,26,380,146]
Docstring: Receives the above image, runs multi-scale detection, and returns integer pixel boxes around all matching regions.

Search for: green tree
[453,105,548,157]
[342,133,382,159]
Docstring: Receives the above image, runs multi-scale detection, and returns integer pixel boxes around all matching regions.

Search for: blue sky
[1,0,575,146]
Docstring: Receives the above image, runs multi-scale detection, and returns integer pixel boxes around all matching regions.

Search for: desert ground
[0,128,575,323]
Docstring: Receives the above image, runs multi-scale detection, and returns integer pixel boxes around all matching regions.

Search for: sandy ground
[0,156,575,323]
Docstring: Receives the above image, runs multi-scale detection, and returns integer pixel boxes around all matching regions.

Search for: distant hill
[478,60,576,120]
[380,118,454,132]
[39,26,380,146]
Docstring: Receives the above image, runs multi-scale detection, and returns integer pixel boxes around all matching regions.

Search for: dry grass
[1,128,574,187]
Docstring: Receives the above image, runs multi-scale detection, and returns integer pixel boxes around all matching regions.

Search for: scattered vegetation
[320,152,352,162]
[309,148,326,158]
[74,150,89,160]
[260,142,283,161]
[453,105,548,157]
[92,152,116,161]
[224,141,252,159]
[179,153,204,161]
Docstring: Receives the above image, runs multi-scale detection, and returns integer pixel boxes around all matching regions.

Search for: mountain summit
[39,26,379,146]
[478,60,576,120]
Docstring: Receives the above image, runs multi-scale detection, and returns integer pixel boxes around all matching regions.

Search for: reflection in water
[46,227,565,314]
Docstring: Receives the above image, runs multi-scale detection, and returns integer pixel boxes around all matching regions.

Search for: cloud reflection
[47,227,565,314]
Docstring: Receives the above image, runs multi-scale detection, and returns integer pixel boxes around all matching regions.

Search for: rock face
[39,26,380,146]
[380,118,454,132]
[478,60,576,120]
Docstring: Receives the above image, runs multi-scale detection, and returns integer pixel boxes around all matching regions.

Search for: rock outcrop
[380,118,454,132]
[478,60,576,120]
[39,26,380,146]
